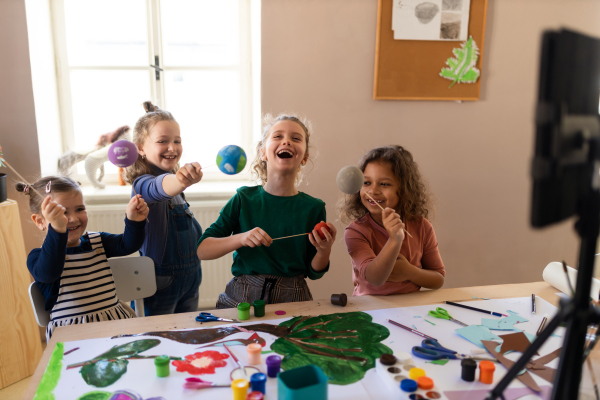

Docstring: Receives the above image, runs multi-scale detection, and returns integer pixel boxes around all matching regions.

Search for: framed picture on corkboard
[373,0,489,101]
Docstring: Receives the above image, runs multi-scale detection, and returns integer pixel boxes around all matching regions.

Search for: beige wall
[261,0,600,299]
[0,0,42,253]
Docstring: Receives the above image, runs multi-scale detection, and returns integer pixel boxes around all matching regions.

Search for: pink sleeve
[344,226,377,281]
[421,220,445,277]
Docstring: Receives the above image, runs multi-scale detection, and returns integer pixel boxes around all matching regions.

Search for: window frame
[50,0,256,185]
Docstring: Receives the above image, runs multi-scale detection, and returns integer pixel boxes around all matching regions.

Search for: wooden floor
[0,341,45,400]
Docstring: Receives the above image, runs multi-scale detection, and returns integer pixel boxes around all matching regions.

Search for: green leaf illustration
[440,36,480,88]
[80,359,129,388]
[34,342,64,400]
[94,339,160,360]
[270,312,392,385]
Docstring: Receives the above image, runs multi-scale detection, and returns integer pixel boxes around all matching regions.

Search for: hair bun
[15,182,27,192]
[143,101,159,113]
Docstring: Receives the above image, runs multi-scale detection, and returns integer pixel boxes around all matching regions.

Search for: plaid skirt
[216,274,313,309]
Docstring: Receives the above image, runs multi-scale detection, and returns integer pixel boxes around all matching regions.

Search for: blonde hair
[126,101,179,182]
[251,114,313,185]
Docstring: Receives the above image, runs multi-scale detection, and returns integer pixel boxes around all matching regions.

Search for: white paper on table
[391,0,471,41]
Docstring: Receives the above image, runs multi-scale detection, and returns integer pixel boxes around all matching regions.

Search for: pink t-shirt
[344,214,445,296]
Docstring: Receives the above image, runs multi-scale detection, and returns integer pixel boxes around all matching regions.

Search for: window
[48,0,258,183]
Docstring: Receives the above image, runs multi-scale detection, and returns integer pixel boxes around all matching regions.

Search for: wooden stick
[272,232,310,241]
[363,191,413,238]
[2,159,45,199]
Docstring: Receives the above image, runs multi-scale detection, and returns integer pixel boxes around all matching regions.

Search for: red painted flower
[173,350,229,375]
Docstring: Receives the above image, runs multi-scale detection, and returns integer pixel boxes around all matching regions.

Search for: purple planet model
[108,140,139,168]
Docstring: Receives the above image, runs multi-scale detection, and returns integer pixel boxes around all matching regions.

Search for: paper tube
[542,262,600,301]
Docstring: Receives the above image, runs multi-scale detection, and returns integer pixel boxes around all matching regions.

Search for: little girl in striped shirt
[18,176,149,341]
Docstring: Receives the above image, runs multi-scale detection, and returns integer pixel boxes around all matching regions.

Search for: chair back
[28,282,50,327]
[108,256,157,317]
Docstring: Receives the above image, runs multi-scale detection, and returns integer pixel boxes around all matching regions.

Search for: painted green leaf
[34,342,64,400]
[440,36,481,88]
[77,391,111,400]
[94,339,160,360]
[270,312,392,385]
[80,359,129,388]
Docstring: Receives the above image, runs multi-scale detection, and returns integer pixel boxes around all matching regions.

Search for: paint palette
[375,359,448,400]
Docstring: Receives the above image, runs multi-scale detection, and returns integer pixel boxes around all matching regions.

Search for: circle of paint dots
[409,395,425,400]
[154,355,170,377]
[426,391,442,399]
[108,140,139,168]
[380,353,397,366]
[237,302,250,320]
[274,310,286,315]
[417,376,434,390]
[408,367,426,380]
[314,221,331,240]
[400,378,418,393]
[336,165,364,194]
[387,367,402,374]
[479,360,495,384]
[246,391,264,400]
[216,145,247,175]
[394,375,409,382]
[331,293,347,307]
[247,343,262,365]
[461,358,477,382]
[396,351,413,364]
[250,372,267,394]
[231,378,250,400]
[252,299,266,317]
[266,355,282,378]
[403,364,416,372]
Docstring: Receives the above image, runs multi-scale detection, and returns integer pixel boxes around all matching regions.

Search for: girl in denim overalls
[126,101,203,315]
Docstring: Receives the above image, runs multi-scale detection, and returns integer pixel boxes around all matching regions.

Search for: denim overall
[143,198,202,316]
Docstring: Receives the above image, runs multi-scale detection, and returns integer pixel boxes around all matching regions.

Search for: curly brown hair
[15,175,81,215]
[338,145,432,224]
[125,101,179,183]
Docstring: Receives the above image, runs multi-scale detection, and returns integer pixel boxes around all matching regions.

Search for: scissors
[412,339,497,362]
[428,307,468,327]
[195,312,239,323]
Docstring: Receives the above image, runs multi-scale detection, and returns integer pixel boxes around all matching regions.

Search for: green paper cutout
[424,319,436,325]
[440,36,481,88]
[270,312,392,385]
[427,358,450,365]
[34,342,64,400]
[77,391,111,400]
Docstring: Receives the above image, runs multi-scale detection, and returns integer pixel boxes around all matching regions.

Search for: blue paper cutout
[455,325,502,348]
[482,311,529,331]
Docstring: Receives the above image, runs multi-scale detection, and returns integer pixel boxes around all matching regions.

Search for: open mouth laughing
[276,149,293,159]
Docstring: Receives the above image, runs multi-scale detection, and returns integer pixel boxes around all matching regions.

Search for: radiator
[86,200,233,310]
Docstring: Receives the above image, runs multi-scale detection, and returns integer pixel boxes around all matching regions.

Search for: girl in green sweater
[197,114,336,308]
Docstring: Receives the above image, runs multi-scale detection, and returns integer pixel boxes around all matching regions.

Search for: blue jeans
[143,202,202,316]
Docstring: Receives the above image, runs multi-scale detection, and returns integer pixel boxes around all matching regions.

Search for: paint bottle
[238,302,250,320]
[400,378,418,393]
[253,299,266,317]
[232,378,249,400]
[461,359,477,382]
[247,343,262,365]
[250,372,267,393]
[331,293,347,306]
[408,367,426,380]
[266,355,282,377]
[246,391,264,400]
[417,376,434,390]
[479,360,495,384]
[154,355,170,377]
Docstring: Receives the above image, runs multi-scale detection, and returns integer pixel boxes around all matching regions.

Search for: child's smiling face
[361,160,400,217]
[43,191,88,247]
[140,120,182,171]
[262,120,308,174]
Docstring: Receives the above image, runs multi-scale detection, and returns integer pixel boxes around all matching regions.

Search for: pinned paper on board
[392,0,471,41]
[440,36,481,88]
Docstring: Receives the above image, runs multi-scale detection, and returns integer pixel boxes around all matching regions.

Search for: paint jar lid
[380,353,397,365]
[461,358,477,368]
[408,367,426,380]
[266,355,282,367]
[154,355,169,366]
[232,378,249,390]
[400,378,418,392]
[247,343,262,354]
[479,360,495,371]
[253,300,266,308]
[237,302,250,311]
[250,372,267,383]
[395,352,412,364]
[246,391,264,400]
[417,376,434,390]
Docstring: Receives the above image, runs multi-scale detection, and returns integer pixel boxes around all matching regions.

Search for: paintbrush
[223,343,248,379]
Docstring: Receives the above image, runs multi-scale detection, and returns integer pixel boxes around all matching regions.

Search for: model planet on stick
[216,145,246,175]
[108,140,139,168]
[336,165,364,194]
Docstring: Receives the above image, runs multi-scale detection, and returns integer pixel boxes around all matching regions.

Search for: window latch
[150,56,163,80]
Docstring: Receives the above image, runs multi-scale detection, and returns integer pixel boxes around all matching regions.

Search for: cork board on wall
[374,0,488,101]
